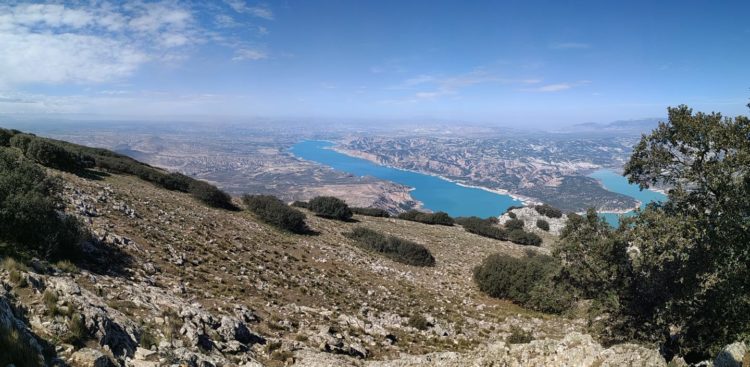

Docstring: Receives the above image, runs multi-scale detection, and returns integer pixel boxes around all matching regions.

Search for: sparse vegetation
[55,260,79,274]
[536,219,550,231]
[345,227,435,266]
[534,204,563,218]
[351,207,390,217]
[307,196,353,221]
[398,210,454,226]
[62,314,88,346]
[242,195,310,234]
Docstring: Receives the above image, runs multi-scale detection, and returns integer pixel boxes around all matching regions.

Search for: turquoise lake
[588,169,667,226]
[291,140,667,223]
[291,140,522,218]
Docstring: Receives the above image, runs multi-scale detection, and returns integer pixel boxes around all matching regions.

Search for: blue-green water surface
[290,140,522,218]
[589,169,667,226]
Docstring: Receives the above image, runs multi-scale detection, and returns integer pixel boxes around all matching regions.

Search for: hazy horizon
[0,0,748,127]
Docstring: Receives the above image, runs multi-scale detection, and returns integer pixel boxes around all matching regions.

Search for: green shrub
[473,253,558,307]
[55,260,79,274]
[0,325,41,367]
[308,196,353,221]
[291,201,309,209]
[188,180,235,210]
[508,229,542,246]
[506,326,533,344]
[345,227,435,266]
[351,207,390,217]
[407,314,430,330]
[398,210,454,226]
[0,148,85,260]
[534,204,563,218]
[504,218,525,231]
[62,314,88,346]
[243,195,309,234]
[508,212,517,219]
[456,217,507,240]
[0,128,15,147]
[536,219,550,231]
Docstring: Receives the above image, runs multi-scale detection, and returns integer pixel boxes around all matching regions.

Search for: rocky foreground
[1,168,742,366]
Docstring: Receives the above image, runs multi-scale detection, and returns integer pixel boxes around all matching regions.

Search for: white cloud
[0,1,273,86]
[522,80,591,92]
[550,42,591,50]
[224,0,274,20]
[232,48,268,61]
[394,70,543,100]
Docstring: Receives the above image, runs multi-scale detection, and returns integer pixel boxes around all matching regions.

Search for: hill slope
[0,141,665,366]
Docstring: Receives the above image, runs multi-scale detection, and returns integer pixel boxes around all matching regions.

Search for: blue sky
[0,0,748,127]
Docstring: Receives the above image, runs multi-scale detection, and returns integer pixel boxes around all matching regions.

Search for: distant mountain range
[564,118,664,134]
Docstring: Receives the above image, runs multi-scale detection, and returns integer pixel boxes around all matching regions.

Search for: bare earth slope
[0,167,664,366]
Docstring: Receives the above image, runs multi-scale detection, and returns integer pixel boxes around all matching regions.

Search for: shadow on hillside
[76,238,134,277]
[74,169,111,181]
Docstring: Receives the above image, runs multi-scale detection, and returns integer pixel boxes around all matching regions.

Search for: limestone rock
[70,348,110,367]
[715,342,747,367]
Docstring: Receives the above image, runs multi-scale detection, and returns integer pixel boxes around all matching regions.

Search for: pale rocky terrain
[497,207,569,236]
[0,166,687,367]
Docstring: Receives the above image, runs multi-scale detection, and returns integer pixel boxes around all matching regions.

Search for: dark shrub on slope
[474,253,559,307]
[508,229,542,246]
[188,180,236,210]
[351,207,390,218]
[536,219,550,231]
[308,196,353,221]
[456,216,508,240]
[504,218,525,231]
[242,195,309,234]
[0,148,85,260]
[345,227,435,266]
[534,204,563,218]
[397,210,454,226]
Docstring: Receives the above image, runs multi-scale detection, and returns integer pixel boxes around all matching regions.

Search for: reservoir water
[588,169,667,226]
[291,140,522,218]
[291,140,667,224]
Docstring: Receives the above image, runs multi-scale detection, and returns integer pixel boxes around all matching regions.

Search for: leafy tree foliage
[398,210,454,226]
[188,180,236,210]
[307,196,353,221]
[534,204,563,218]
[0,148,85,260]
[536,219,550,231]
[242,195,309,234]
[351,207,390,217]
[618,105,750,358]
[345,227,435,266]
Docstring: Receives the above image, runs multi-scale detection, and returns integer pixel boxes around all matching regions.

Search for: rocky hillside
[0,161,675,366]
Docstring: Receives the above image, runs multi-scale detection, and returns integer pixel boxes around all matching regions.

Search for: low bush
[398,210,454,226]
[506,326,533,344]
[345,227,435,266]
[504,218,525,231]
[407,314,430,330]
[473,253,558,308]
[508,212,517,219]
[536,219,550,231]
[188,180,236,210]
[291,201,309,209]
[242,195,310,234]
[456,217,507,240]
[534,204,563,218]
[508,229,543,246]
[351,207,390,217]
[308,196,353,221]
[62,314,88,346]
